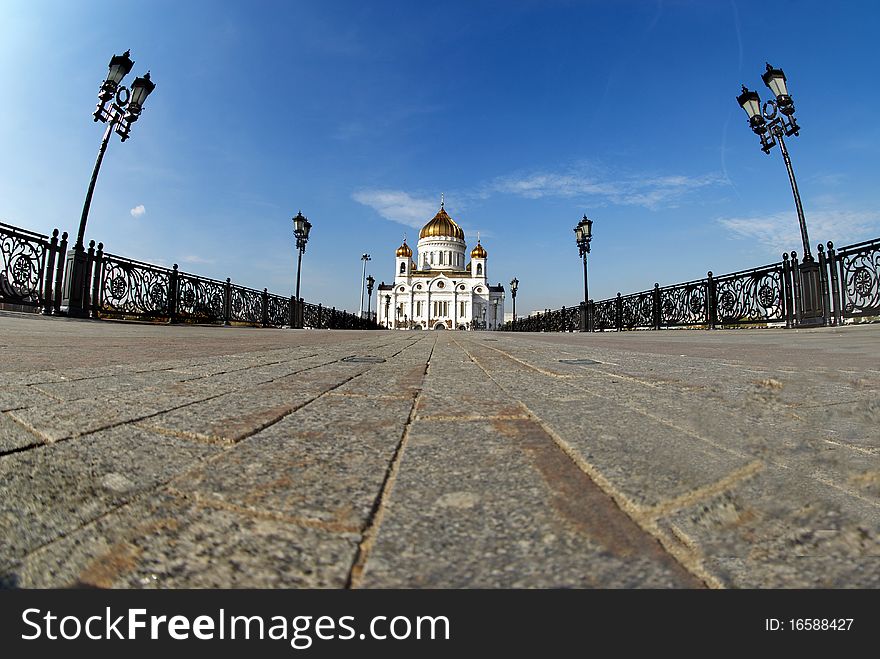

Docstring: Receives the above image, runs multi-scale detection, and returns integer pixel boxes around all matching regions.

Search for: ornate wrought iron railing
[0,222,67,313]
[827,238,880,322]
[90,250,376,329]
[501,239,880,332]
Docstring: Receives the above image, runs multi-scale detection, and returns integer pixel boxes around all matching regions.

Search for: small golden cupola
[396,240,413,258]
[470,240,487,259]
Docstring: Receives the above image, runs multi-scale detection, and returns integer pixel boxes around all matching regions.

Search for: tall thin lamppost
[366,275,375,322]
[574,214,593,331]
[384,294,391,329]
[737,63,823,325]
[510,277,519,321]
[481,307,487,331]
[359,253,371,318]
[493,298,499,330]
[292,211,312,301]
[64,50,155,317]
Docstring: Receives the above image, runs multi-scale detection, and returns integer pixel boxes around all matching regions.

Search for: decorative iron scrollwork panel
[229,286,263,325]
[838,239,880,317]
[714,266,783,324]
[620,291,653,329]
[266,294,289,327]
[176,274,225,323]
[100,255,170,317]
[0,225,48,307]
[660,282,708,326]
[593,299,617,330]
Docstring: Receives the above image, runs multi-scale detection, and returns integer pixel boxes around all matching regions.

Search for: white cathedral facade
[377,202,505,330]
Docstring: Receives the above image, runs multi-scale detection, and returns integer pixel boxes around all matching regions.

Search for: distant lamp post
[493,298,499,329]
[359,253,371,318]
[292,211,312,301]
[384,294,391,328]
[366,275,375,322]
[510,277,519,320]
[737,63,823,324]
[65,50,155,317]
[574,214,593,303]
[574,214,593,331]
[481,307,487,330]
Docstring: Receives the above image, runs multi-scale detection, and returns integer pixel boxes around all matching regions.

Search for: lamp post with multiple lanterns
[64,50,155,317]
[366,275,375,322]
[292,211,312,301]
[737,63,823,325]
[574,215,593,331]
[359,253,371,319]
[510,277,519,321]
[291,211,312,329]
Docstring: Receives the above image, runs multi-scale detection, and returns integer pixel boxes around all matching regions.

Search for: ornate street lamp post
[366,275,375,322]
[384,294,391,329]
[64,50,155,317]
[291,211,312,329]
[574,215,593,331]
[510,277,519,321]
[737,63,823,325]
[493,298,499,330]
[481,307,487,330]
[359,253,371,318]
[292,211,312,301]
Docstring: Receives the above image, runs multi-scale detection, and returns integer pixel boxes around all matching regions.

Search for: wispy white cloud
[719,209,880,254]
[487,168,724,210]
[352,189,439,229]
[130,204,146,218]
[180,254,215,265]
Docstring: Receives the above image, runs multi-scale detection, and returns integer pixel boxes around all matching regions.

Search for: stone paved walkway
[1,312,878,588]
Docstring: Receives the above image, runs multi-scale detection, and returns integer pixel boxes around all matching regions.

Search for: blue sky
[2,0,878,315]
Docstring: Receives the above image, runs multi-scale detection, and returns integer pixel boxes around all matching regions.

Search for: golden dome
[470,241,487,259]
[396,240,412,257]
[419,205,465,240]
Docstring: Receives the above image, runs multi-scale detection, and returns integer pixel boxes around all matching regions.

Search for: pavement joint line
[823,439,880,455]
[346,335,437,589]
[643,460,765,519]
[6,388,233,447]
[135,357,384,445]
[413,413,531,422]
[163,487,362,534]
[453,336,719,588]
[325,391,416,401]
[27,385,66,402]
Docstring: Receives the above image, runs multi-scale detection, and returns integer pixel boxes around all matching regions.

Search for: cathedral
[377,201,505,330]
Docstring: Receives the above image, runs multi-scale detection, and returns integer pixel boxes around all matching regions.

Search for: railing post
[826,242,841,326]
[53,231,68,314]
[615,293,622,331]
[578,301,587,332]
[707,272,717,330]
[82,240,95,314]
[91,242,103,318]
[43,229,59,315]
[168,264,179,323]
[652,283,661,330]
[224,278,231,325]
[782,253,793,329]
[791,251,802,327]
[817,243,831,327]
